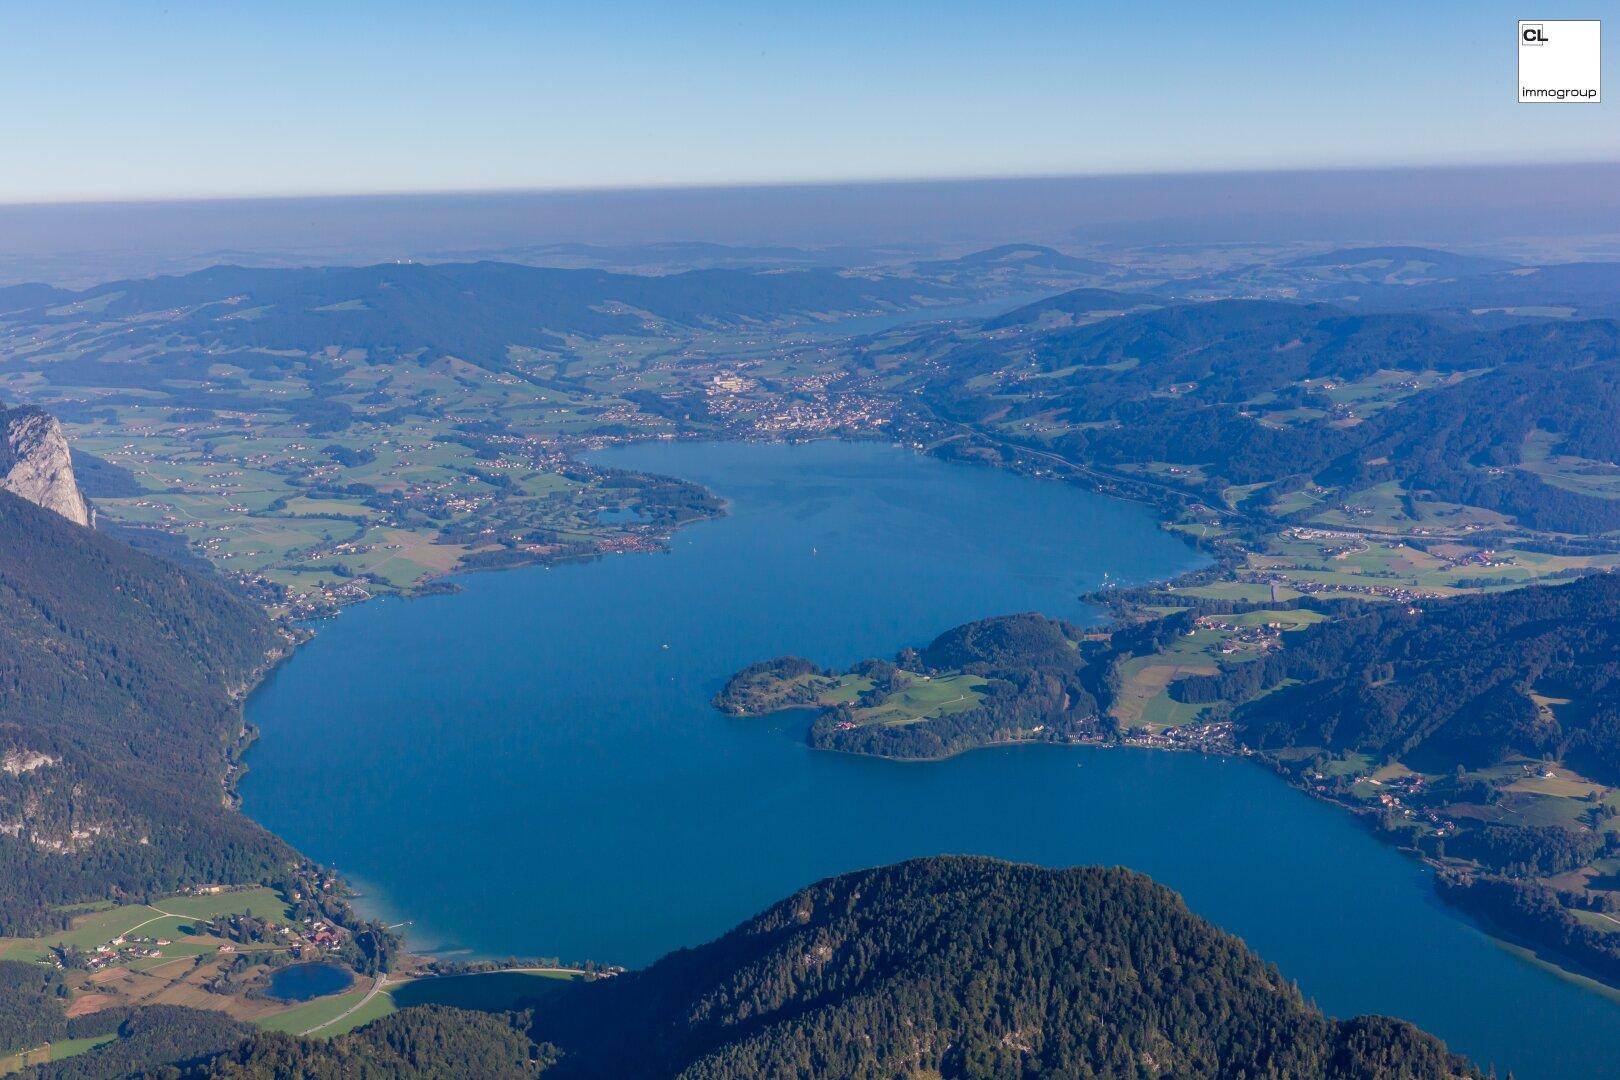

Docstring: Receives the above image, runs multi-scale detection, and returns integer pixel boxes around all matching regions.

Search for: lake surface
[266,962,354,1002]
[242,440,1620,1079]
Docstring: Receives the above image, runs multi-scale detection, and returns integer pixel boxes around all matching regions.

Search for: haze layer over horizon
[5,0,1616,205]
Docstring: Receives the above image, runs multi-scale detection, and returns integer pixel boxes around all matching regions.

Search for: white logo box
[1518,20,1601,103]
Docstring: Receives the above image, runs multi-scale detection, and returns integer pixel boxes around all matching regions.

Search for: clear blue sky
[3,0,1613,203]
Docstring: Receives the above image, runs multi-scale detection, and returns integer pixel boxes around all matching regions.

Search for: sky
[2,0,1614,204]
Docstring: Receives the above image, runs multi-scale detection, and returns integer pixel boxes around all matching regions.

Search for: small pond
[266,962,354,1002]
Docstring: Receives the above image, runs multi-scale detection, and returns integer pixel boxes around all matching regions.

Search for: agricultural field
[1519,429,1620,502]
[0,1034,115,1076]
[0,337,741,615]
[0,894,586,1070]
[0,883,402,1051]
[1109,609,1327,733]
[0,887,294,965]
[740,670,989,729]
[252,984,376,1035]
[845,673,987,727]
[1304,368,1485,421]
[0,291,914,618]
[249,967,586,1038]
[1164,528,1620,613]
[1109,640,1218,732]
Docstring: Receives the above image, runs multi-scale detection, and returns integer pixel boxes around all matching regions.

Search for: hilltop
[199,857,1482,1079]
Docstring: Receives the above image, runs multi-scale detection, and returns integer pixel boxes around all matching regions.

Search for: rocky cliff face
[0,407,90,526]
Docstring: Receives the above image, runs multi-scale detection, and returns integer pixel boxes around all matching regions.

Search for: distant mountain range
[1146,244,1620,321]
[902,243,1128,297]
[1329,261,1620,319]
[983,285,1160,328]
[1282,245,1519,279]
[0,262,961,367]
[1157,244,1519,300]
[420,240,931,272]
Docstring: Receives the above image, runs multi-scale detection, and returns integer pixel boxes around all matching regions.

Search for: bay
[242,439,1620,1079]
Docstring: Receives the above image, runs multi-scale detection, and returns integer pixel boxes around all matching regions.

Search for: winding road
[299,972,388,1036]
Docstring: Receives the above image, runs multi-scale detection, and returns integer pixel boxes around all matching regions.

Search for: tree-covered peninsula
[714,610,1201,760]
[724,573,1620,992]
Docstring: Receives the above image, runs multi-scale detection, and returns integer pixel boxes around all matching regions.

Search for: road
[300,972,388,1036]
[114,905,188,939]
[293,966,591,1036]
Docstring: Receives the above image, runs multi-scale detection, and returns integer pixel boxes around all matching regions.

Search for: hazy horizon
[5,1,1615,205]
[4,162,1620,288]
[7,1,1616,286]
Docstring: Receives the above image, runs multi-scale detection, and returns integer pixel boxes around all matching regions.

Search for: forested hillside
[982,285,1158,328]
[1157,574,1620,984]
[883,297,1620,535]
[809,612,1107,758]
[173,857,1481,1079]
[723,576,1620,991]
[196,1008,540,1079]
[1160,246,1521,299]
[528,856,1479,1078]
[1178,574,1620,779]
[0,490,291,933]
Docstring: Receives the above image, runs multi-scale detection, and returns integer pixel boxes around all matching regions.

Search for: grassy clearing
[255,986,373,1035]
[0,1034,117,1075]
[1174,582,1290,604]
[1110,648,1218,731]
[1519,429,1620,502]
[1225,608,1327,630]
[1320,753,1375,778]
[309,989,398,1036]
[0,887,293,963]
[1137,693,1209,729]
[850,674,987,727]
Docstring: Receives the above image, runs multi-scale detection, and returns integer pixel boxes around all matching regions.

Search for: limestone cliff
[0,406,91,526]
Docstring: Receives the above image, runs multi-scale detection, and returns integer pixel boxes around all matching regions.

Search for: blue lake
[242,439,1620,1079]
[266,962,353,1002]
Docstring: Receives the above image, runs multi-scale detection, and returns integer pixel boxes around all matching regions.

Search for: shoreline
[218,431,1620,1001]
[723,648,1620,999]
[215,437,746,972]
[218,432,1206,973]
